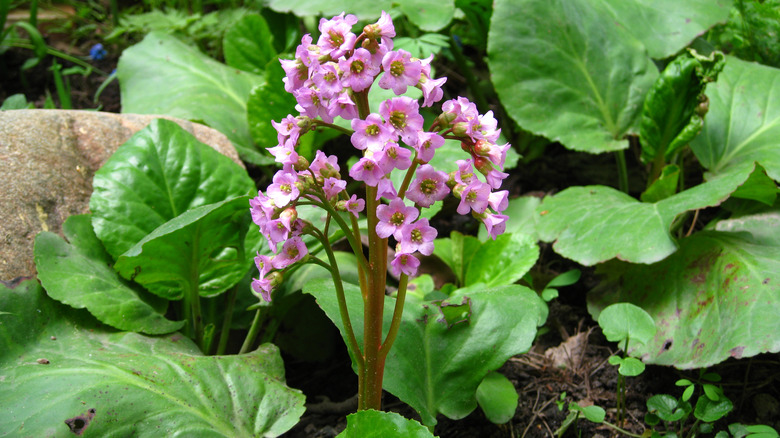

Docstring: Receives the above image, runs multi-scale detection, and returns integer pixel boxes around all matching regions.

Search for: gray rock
[0,110,245,282]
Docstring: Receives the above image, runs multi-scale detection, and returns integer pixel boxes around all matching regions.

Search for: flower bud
[280,207,298,224]
[335,200,348,212]
[474,139,492,157]
[294,155,310,171]
[451,183,466,199]
[460,141,473,154]
[267,271,284,287]
[473,156,494,176]
[435,111,457,129]
[452,122,469,137]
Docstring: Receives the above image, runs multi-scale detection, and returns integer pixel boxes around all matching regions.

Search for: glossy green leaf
[570,403,605,423]
[546,269,581,288]
[647,394,688,422]
[34,215,183,335]
[305,280,546,426]
[618,357,646,377]
[395,34,450,59]
[730,164,778,205]
[433,231,481,287]
[465,232,539,288]
[0,279,305,437]
[488,0,657,153]
[118,32,268,164]
[247,62,299,151]
[476,371,519,424]
[597,302,656,349]
[639,51,725,165]
[223,14,276,75]
[595,0,732,59]
[589,212,780,368]
[694,395,733,422]
[691,56,780,182]
[337,410,436,438]
[641,165,681,203]
[399,0,455,32]
[536,164,755,265]
[90,118,256,261]
[114,197,259,300]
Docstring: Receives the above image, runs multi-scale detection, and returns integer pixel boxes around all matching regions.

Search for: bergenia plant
[250,11,511,411]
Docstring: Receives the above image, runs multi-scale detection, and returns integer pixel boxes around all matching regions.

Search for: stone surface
[0,110,245,282]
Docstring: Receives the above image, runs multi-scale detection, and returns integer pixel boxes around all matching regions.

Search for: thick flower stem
[360,185,387,411]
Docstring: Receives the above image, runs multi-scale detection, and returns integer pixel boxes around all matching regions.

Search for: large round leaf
[118,32,267,164]
[223,14,277,75]
[90,118,256,261]
[34,214,183,335]
[589,212,780,368]
[488,0,657,153]
[594,0,732,59]
[0,279,305,437]
[691,56,780,182]
[305,279,546,426]
[337,410,436,438]
[114,197,259,299]
[536,163,755,265]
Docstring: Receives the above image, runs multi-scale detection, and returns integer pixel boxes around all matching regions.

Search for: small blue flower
[89,43,107,61]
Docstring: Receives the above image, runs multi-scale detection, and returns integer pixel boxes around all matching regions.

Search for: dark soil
[4,31,779,438]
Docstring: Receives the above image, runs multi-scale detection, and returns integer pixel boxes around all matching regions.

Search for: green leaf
[90,118,256,261]
[223,14,277,75]
[639,51,725,165]
[597,302,656,349]
[0,93,33,110]
[399,0,455,32]
[618,357,646,377]
[589,212,780,368]
[730,164,779,206]
[694,395,733,422]
[488,0,657,153]
[546,269,581,288]
[304,279,546,426]
[117,32,268,164]
[464,232,539,288]
[433,231,481,286]
[247,62,299,151]
[641,164,681,203]
[691,56,780,182]
[34,215,183,335]
[702,383,721,401]
[480,195,541,241]
[0,279,305,437]
[266,0,391,21]
[476,371,519,424]
[682,384,695,402]
[337,410,436,438]
[595,0,732,59]
[394,34,450,58]
[536,164,755,265]
[114,197,259,299]
[647,394,688,422]
[570,403,606,423]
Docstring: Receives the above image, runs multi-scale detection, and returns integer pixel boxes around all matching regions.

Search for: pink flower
[312,62,343,99]
[272,236,308,269]
[376,141,412,173]
[340,48,380,92]
[375,177,397,200]
[406,164,450,207]
[266,170,300,207]
[376,198,419,239]
[379,50,422,95]
[364,11,395,48]
[442,96,479,125]
[309,150,340,178]
[349,156,386,186]
[267,143,299,166]
[250,191,275,228]
[379,96,424,145]
[390,251,419,277]
[328,91,357,120]
[345,194,365,218]
[398,218,437,255]
[294,88,333,123]
[252,276,274,302]
[488,190,509,213]
[457,180,491,215]
[323,177,346,200]
[481,213,508,240]
[271,114,302,147]
[317,13,358,58]
[351,113,395,151]
[453,159,477,185]
[414,131,444,163]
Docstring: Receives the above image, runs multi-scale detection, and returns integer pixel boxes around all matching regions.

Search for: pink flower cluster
[249,12,511,301]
